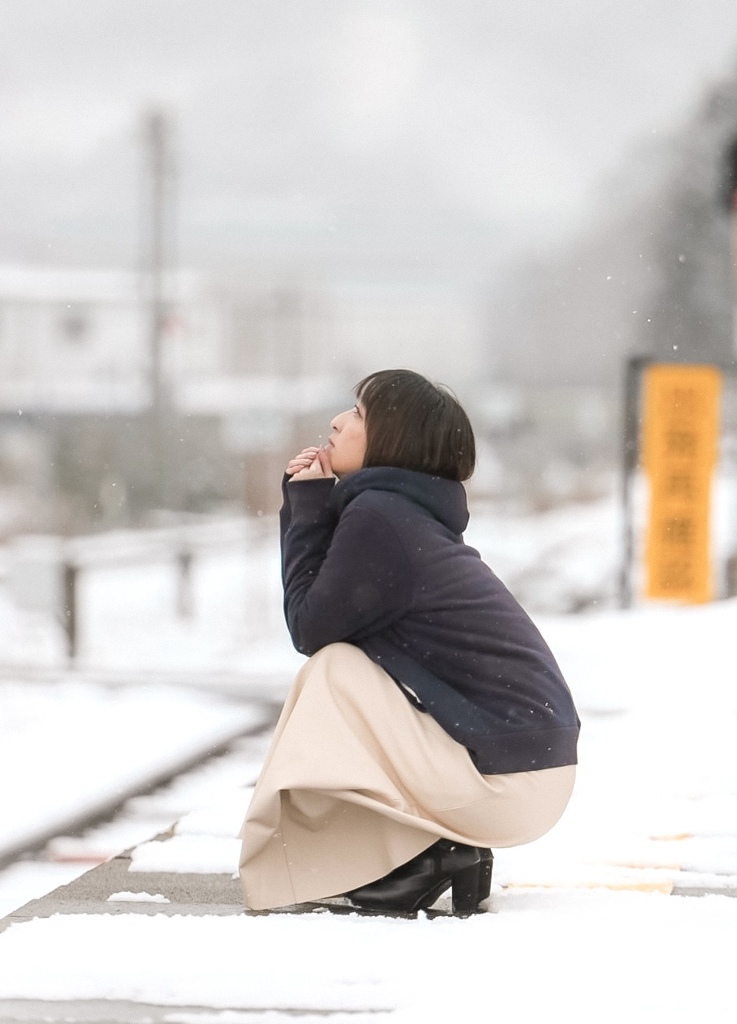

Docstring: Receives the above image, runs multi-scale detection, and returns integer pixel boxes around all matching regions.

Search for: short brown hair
[355,369,476,481]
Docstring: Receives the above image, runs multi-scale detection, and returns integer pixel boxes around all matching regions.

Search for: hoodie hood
[331,467,469,535]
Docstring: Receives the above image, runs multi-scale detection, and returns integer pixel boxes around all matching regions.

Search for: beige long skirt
[239,643,575,910]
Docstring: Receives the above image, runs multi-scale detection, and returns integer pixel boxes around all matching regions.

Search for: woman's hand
[286,446,335,481]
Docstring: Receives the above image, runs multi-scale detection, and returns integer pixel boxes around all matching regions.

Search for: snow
[0,861,84,920]
[127,790,254,873]
[0,893,735,1021]
[164,1017,389,1024]
[164,1016,389,1024]
[174,789,255,838]
[466,494,621,612]
[107,891,170,903]
[129,835,241,875]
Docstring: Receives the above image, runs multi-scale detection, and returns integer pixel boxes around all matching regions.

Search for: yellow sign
[641,364,722,603]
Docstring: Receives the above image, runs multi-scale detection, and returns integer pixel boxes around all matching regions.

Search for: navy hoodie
[280,466,579,775]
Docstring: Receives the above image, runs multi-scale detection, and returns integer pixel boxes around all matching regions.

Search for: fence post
[176,548,193,617]
[63,562,78,662]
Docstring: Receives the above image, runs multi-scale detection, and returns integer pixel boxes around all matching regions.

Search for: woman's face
[327,403,367,477]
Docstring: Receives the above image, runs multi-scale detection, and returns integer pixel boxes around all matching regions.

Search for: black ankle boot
[346,840,493,916]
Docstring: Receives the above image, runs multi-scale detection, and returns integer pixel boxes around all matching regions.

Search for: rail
[3,516,277,661]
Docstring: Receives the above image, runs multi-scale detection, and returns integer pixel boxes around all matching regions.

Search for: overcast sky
[2,0,737,275]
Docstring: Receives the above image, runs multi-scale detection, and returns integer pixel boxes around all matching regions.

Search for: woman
[239,369,579,915]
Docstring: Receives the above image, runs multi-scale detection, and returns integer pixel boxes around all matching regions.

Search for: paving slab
[0,843,243,935]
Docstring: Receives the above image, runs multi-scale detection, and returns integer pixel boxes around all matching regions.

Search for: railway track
[0,711,277,874]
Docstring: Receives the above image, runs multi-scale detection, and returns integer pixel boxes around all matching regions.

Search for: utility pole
[722,137,737,352]
[721,135,737,594]
[142,108,176,510]
[147,110,167,420]
[618,354,649,609]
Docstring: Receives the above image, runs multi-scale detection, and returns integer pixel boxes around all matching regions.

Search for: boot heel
[451,859,483,915]
[477,850,493,903]
[450,850,493,915]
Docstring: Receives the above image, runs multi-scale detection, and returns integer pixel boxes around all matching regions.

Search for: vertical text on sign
[641,364,722,603]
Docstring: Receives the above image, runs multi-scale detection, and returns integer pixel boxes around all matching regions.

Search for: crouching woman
[239,369,579,915]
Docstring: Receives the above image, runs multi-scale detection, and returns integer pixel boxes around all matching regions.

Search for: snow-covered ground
[0,893,734,1021]
[0,593,736,1019]
[0,497,736,1020]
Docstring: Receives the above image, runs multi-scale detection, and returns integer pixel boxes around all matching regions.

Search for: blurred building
[0,263,486,531]
[0,265,339,528]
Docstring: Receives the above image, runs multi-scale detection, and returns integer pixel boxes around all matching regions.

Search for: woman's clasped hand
[286,446,334,480]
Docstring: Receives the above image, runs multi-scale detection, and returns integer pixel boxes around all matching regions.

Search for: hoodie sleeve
[280,479,413,656]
